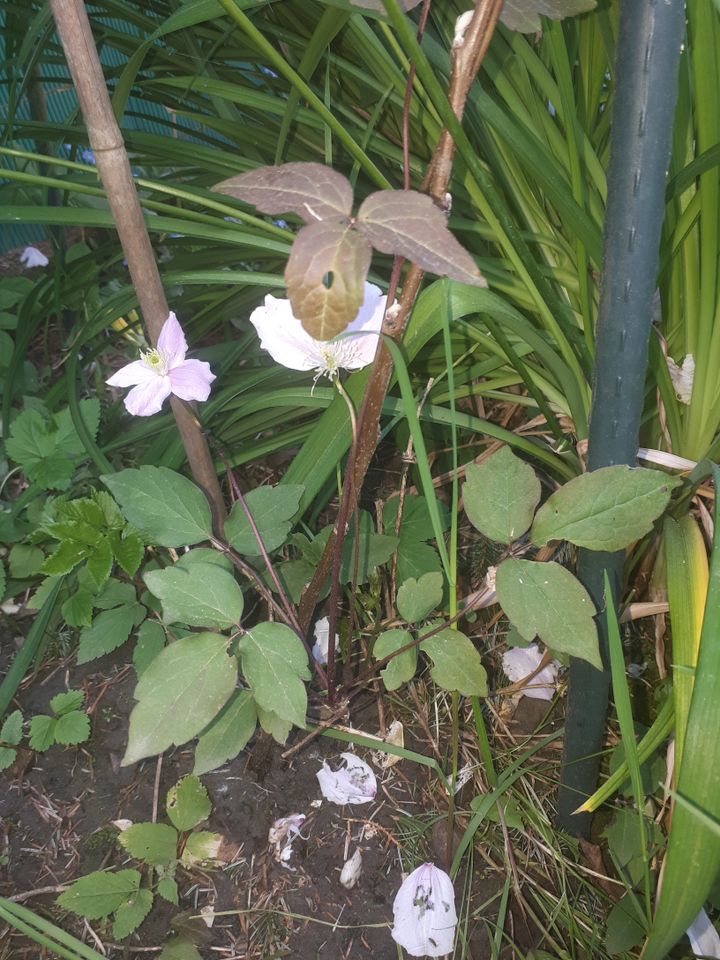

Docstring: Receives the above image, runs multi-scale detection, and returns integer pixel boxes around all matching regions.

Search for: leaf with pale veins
[501,0,596,33]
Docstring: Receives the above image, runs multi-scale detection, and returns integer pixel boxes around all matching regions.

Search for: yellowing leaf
[501,0,596,33]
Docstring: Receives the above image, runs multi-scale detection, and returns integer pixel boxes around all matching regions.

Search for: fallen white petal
[340,848,363,889]
[111,819,133,832]
[20,246,49,268]
[200,905,216,929]
[312,616,339,665]
[392,862,457,958]
[372,719,404,770]
[666,354,695,405]
[268,813,306,864]
[316,752,377,805]
[502,643,559,700]
[687,909,720,958]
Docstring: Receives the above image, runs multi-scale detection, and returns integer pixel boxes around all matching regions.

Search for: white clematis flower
[502,642,560,701]
[20,246,49,268]
[248,281,387,381]
[391,862,458,957]
[316,752,376,805]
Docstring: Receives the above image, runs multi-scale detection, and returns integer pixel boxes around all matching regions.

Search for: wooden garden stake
[48,0,226,529]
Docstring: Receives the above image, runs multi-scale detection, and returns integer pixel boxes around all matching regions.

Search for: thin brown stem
[48,0,226,530]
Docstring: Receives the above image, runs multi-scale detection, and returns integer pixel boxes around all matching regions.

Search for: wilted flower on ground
[106,311,215,416]
[312,616,339,664]
[502,642,560,701]
[340,848,363,889]
[20,246,49,269]
[268,813,306,865]
[391,862,457,957]
[248,281,387,380]
[316,752,376,805]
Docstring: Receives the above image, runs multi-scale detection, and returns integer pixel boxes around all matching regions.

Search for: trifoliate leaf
[123,632,237,765]
[237,622,310,729]
[194,690,257,776]
[54,711,90,746]
[420,625,488,695]
[118,823,178,866]
[373,629,417,691]
[57,869,141,920]
[224,484,304,556]
[463,447,541,544]
[144,563,244,630]
[397,572,444,623]
[112,887,153,940]
[166,776,211,832]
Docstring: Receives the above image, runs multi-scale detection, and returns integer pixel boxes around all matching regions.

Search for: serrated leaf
[397,573,444,623]
[213,162,353,223]
[420,625,488,695]
[119,823,178,866]
[531,466,681,550]
[54,711,90,746]
[123,632,237,765]
[500,0,596,33]
[112,887,153,940]
[157,876,179,905]
[224,484,304,556]
[194,690,257,776]
[86,537,113,590]
[237,622,310,729]
[144,563,243,630]
[133,620,166,678]
[159,937,203,960]
[50,690,84,716]
[0,746,17,771]
[6,400,99,490]
[57,869,141,920]
[42,539,89,576]
[373,628,417,691]
[0,709,23,746]
[28,714,56,751]
[357,190,485,286]
[110,530,145,577]
[285,221,372,340]
[180,830,222,866]
[256,704,292,744]
[62,588,94,628]
[9,544,44,578]
[166,776,211,831]
[94,578,137,609]
[53,400,100,456]
[101,467,213,547]
[463,447,541,544]
[495,558,600,668]
[77,603,144,665]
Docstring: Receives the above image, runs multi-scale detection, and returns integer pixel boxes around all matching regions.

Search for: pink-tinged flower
[248,281,387,380]
[391,862,457,957]
[106,312,215,416]
[316,752,376,805]
[20,246,49,268]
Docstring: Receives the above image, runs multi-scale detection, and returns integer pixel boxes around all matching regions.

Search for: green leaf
[157,877,179,906]
[144,563,244,630]
[463,447,541,545]
[0,710,23,746]
[256,704,292,745]
[166,776,211,832]
[112,887,154,941]
[101,467,213,547]
[133,621,166,678]
[500,0,597,33]
[85,537,114,590]
[5,400,99,490]
[180,830,222,866]
[194,690,257,776]
[50,690,84,716]
[0,746,17,771]
[605,895,646,956]
[118,823,178,866]
[495,559,600,668]
[373,629,417,691]
[54,712,90,746]
[62,589,94,628]
[237,622,310,729]
[174,548,233,573]
[57,869,141,920]
[605,809,665,887]
[383,495,450,543]
[0,558,5,602]
[397,540,444,586]
[397,572,444,623]
[531,466,681,550]
[224,484,304,555]
[159,937,203,960]
[42,540,89,576]
[8,544,44,578]
[28,714,56,751]
[77,603,144,665]
[95,579,137,610]
[123,632,237,765]
[420,625,488,695]
[109,530,145,577]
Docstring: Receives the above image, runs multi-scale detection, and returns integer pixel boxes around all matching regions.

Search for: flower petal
[502,642,559,701]
[107,359,156,388]
[687,909,720,958]
[312,616,339,665]
[392,863,457,958]
[168,359,216,402]
[123,376,173,416]
[20,246,49,268]
[316,753,377,805]
[249,295,323,371]
[157,311,188,367]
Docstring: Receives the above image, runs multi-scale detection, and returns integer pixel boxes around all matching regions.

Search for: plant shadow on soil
[0,632,553,959]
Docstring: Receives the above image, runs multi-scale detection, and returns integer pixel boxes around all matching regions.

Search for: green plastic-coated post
[558,0,685,835]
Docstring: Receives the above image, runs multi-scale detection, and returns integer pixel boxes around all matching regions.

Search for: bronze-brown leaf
[356,189,486,287]
[285,222,372,341]
[213,162,353,224]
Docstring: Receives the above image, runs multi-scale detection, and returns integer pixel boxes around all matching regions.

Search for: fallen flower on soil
[268,813,306,865]
[340,848,363,889]
[106,311,215,416]
[316,752,377,805]
[391,862,458,958]
[248,281,387,380]
[20,246,49,268]
[502,642,560,701]
[312,616,339,664]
